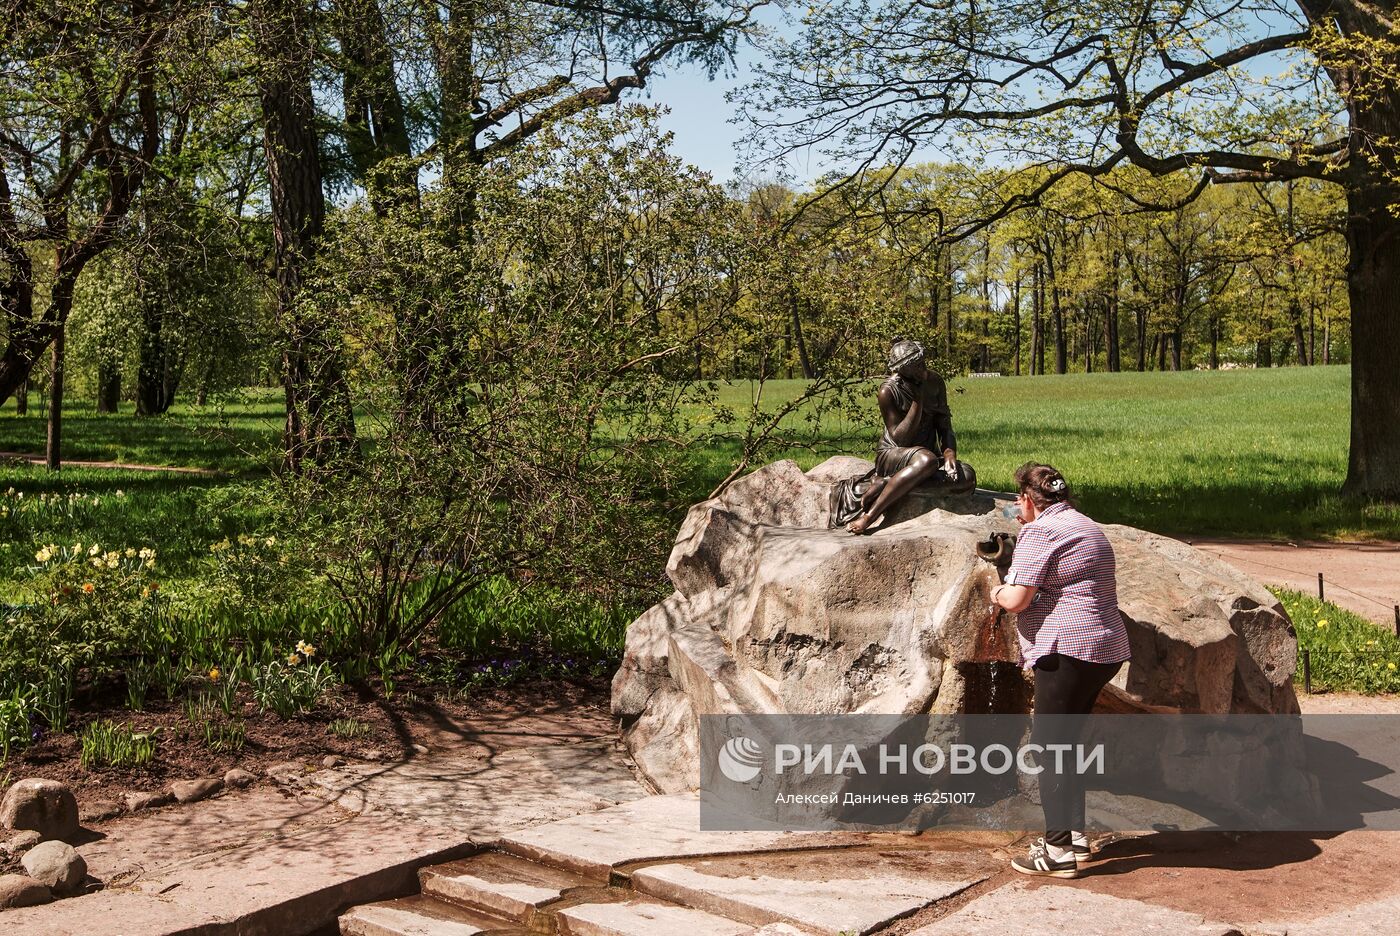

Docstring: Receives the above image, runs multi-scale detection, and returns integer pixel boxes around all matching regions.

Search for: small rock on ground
[0,778,79,842]
[125,791,174,812]
[170,778,223,804]
[80,800,125,823]
[21,840,87,896]
[0,873,52,909]
[322,755,346,769]
[1,830,42,858]
[223,768,256,789]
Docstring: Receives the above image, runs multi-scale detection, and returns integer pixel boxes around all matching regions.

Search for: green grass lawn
[697,365,1395,542]
[1276,588,1400,694]
[0,366,1389,560]
[0,390,283,473]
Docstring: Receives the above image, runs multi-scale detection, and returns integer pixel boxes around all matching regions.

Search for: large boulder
[612,457,1299,794]
[0,779,79,842]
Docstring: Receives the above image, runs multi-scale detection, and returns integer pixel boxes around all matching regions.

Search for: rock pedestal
[612,458,1299,795]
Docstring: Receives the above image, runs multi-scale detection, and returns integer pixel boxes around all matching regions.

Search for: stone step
[555,896,763,936]
[420,851,598,921]
[339,894,521,936]
[494,793,860,878]
[629,849,987,936]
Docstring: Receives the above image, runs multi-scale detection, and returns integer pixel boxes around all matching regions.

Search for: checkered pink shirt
[1005,502,1131,669]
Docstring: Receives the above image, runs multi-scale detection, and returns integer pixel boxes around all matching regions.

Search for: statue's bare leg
[847,450,939,534]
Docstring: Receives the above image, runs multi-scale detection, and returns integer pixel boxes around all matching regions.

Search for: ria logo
[718,736,764,783]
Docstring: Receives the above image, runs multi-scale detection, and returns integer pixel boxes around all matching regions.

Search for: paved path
[2,708,646,935]
[1186,537,1400,626]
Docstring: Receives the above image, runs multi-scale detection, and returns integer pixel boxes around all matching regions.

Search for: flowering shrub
[0,540,163,745]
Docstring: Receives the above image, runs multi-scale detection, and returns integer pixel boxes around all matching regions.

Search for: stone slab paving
[305,735,644,828]
[905,882,1243,936]
[556,897,759,936]
[2,714,647,936]
[420,852,596,920]
[2,812,475,936]
[631,847,993,935]
[495,792,881,878]
[341,894,518,936]
[1253,892,1400,936]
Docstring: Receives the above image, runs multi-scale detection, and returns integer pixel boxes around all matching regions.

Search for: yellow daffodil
[1317,620,1329,630]
[88,543,100,557]
[209,667,221,683]
[296,641,316,658]
[1390,662,1397,672]
[287,653,302,666]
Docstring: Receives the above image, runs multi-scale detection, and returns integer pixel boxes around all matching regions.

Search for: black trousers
[1031,653,1123,847]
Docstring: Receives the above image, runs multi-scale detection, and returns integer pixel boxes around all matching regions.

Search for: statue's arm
[880,383,922,446]
[934,413,957,460]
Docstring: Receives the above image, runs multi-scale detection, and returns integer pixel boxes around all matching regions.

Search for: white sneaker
[1071,831,1092,863]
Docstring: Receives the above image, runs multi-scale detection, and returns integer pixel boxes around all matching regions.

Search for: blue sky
[646,64,749,182]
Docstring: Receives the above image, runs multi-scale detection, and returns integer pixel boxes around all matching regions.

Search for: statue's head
[888,339,926,379]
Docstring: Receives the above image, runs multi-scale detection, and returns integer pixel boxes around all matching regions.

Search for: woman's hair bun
[1013,462,1074,507]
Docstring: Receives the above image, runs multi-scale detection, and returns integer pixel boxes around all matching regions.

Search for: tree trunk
[1341,168,1400,498]
[136,295,168,416]
[96,361,121,414]
[1011,272,1022,376]
[1289,299,1308,366]
[1031,263,1044,376]
[335,0,415,209]
[14,379,27,416]
[254,0,357,472]
[1106,251,1121,372]
[1135,307,1147,371]
[1170,328,1183,371]
[788,287,815,378]
[46,324,64,471]
[944,250,955,358]
[1299,300,1310,363]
